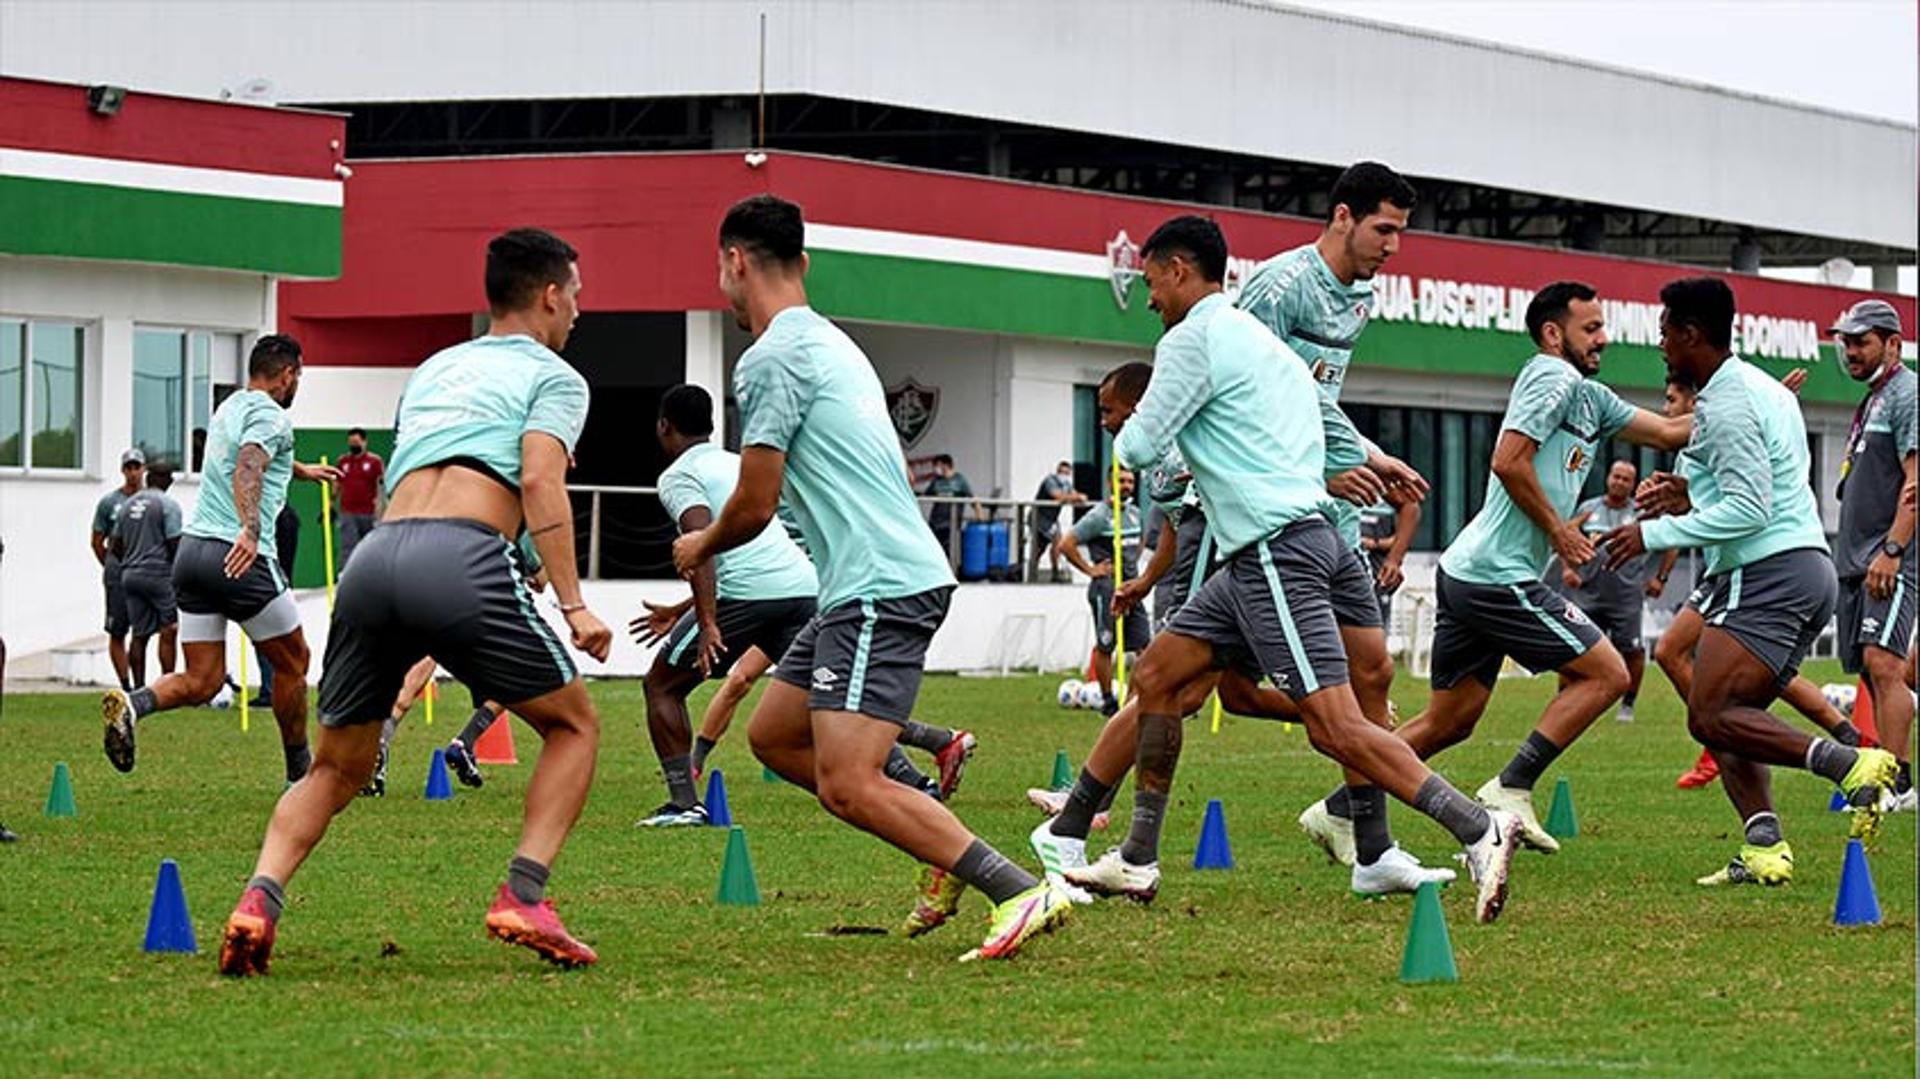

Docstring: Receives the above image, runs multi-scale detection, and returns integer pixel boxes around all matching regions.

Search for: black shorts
[1330,546,1383,630]
[1430,568,1604,690]
[659,596,816,677]
[1697,548,1838,689]
[772,587,951,724]
[316,518,577,727]
[172,535,300,643]
[1837,568,1917,674]
[1088,577,1151,655]
[1163,516,1351,702]
[103,568,130,636]
[121,570,178,637]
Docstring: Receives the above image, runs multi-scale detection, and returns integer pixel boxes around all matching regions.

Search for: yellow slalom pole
[237,630,250,734]
[1210,692,1223,734]
[424,677,435,727]
[319,454,337,612]
[1110,455,1127,703]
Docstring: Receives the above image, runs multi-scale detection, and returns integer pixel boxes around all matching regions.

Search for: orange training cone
[1852,678,1879,746]
[473,712,519,765]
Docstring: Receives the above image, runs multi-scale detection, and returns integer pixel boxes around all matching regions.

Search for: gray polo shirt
[1836,364,1917,579]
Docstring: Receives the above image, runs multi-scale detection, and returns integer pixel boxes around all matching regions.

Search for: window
[1072,383,1104,496]
[133,328,243,471]
[1350,403,1504,551]
[0,319,85,470]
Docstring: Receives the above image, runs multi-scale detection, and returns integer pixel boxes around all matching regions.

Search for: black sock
[1621,691,1637,707]
[1324,785,1352,820]
[1414,775,1493,846]
[662,754,698,807]
[882,745,936,795]
[691,735,718,774]
[1119,789,1168,866]
[457,707,496,750]
[1497,731,1565,791]
[247,875,286,921]
[1094,782,1118,814]
[1743,812,1783,847]
[507,856,549,904]
[896,720,954,754]
[283,742,310,784]
[1805,739,1859,785]
[1896,760,1912,796]
[1348,785,1391,866]
[1830,721,1863,748]
[951,839,1039,905]
[128,686,158,719]
[1052,769,1112,840]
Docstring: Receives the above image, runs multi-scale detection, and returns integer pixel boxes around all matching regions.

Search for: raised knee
[814,771,868,820]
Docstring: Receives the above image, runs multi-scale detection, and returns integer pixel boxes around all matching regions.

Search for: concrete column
[684,310,728,441]
[96,317,133,479]
[1872,264,1899,292]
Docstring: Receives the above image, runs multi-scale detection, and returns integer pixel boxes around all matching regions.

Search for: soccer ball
[1077,681,1108,710]
[210,683,234,710]
[1057,679,1084,708]
[1822,682,1857,717]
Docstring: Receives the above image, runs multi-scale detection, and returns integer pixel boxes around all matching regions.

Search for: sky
[1281,0,1918,124]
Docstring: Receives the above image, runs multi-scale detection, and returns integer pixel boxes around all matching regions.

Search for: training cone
[43,761,76,818]
[705,768,733,827]
[473,713,519,764]
[1833,839,1881,927]
[142,858,198,954]
[716,825,761,906]
[423,748,454,801]
[1050,749,1073,792]
[1828,788,1849,812]
[1398,880,1459,984]
[1544,776,1578,840]
[1851,678,1879,745]
[1193,798,1234,870]
[761,764,780,783]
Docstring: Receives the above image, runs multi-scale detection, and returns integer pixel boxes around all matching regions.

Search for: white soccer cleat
[1028,819,1095,905]
[1879,786,1916,815]
[1351,846,1457,897]
[1616,703,1635,723]
[1063,848,1159,904]
[1298,798,1356,867]
[1475,777,1560,853]
[1463,810,1522,924]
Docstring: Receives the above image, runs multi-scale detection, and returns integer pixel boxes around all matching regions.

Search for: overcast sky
[1282,0,1918,125]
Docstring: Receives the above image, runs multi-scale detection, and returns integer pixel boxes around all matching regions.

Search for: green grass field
[0,661,1911,1077]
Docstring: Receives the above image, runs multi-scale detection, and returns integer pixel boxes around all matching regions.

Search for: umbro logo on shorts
[812,666,839,691]
[1563,602,1589,626]
[1271,672,1290,690]
[1862,617,1882,635]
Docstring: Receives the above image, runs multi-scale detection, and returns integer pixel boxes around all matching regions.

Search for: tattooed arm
[223,444,270,579]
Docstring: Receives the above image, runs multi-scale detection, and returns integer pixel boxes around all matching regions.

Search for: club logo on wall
[1107,229,1142,310]
[886,378,939,448]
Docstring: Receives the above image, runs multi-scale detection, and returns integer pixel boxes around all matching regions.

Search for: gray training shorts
[121,571,178,637]
[1330,546,1384,630]
[659,595,816,678]
[772,586,953,725]
[1163,515,1351,703]
[172,535,301,644]
[1088,577,1151,656]
[1836,565,1917,675]
[1429,568,1604,690]
[1696,547,1838,689]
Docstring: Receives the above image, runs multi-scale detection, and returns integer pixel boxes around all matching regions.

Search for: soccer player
[217,228,614,975]
[1385,282,1688,853]
[1069,215,1519,922]
[91,448,146,690]
[1603,277,1898,885]
[112,462,183,688]
[672,195,1070,960]
[1560,460,1652,722]
[1827,299,1916,812]
[333,426,385,568]
[101,337,340,786]
[1055,468,1150,715]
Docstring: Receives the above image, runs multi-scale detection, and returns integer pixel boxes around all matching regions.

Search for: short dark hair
[933,453,955,468]
[658,383,715,437]
[1524,281,1599,346]
[484,228,578,314]
[1100,362,1154,404]
[249,334,303,379]
[1328,161,1417,223]
[1140,215,1227,283]
[347,426,367,439]
[719,194,805,266]
[1664,372,1697,392]
[1660,276,1736,351]
[146,462,175,490]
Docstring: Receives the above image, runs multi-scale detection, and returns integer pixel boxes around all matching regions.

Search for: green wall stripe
[0,176,340,278]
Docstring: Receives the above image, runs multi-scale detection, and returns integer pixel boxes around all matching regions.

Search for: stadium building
[2,1,1914,679]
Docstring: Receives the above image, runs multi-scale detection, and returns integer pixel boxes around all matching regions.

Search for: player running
[1603,277,1898,885]
[217,228,614,975]
[101,336,341,787]
[672,195,1069,960]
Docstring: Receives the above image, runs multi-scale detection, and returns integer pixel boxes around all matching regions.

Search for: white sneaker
[1064,848,1160,903]
[1475,777,1560,853]
[1028,819,1095,905]
[1351,846,1457,897]
[1298,798,1356,867]
[1616,703,1635,723]
[1025,786,1110,829]
[1462,810,1523,924]
[1880,786,1916,814]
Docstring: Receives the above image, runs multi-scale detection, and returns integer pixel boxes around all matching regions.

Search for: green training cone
[1545,776,1578,839]
[1050,749,1073,792]
[43,761,76,818]
[716,825,761,906]
[1398,880,1458,984]
[762,764,780,783]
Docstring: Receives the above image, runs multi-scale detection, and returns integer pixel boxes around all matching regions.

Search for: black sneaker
[0,822,19,843]
[359,745,388,798]
[634,802,709,828]
[445,740,485,789]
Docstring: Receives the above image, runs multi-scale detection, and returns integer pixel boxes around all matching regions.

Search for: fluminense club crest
[1107,229,1142,310]
[886,378,939,449]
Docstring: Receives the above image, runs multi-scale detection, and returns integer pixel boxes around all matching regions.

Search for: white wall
[290,365,414,430]
[840,322,1009,493]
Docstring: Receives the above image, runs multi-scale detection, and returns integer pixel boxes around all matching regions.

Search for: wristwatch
[1881,540,1907,559]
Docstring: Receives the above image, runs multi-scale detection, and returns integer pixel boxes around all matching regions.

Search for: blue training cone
[1833,839,1881,926]
[1828,788,1848,812]
[1193,798,1234,870]
[424,748,454,801]
[142,859,197,954]
[705,768,733,827]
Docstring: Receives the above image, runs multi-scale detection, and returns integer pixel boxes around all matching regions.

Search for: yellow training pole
[1210,692,1223,734]
[424,677,435,727]
[1110,455,1127,702]
[319,454,337,612]
[237,630,250,734]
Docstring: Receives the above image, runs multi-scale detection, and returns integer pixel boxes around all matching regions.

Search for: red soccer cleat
[218,887,279,977]
[1676,749,1720,789]
[484,884,598,968]
[933,731,978,801]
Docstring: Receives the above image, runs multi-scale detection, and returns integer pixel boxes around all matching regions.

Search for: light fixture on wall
[86,84,127,117]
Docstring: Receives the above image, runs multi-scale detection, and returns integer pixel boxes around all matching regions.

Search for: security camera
[744,152,768,169]
[334,162,354,180]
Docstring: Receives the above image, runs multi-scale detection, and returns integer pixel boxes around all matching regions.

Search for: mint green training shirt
[658,441,818,602]
[185,390,296,562]
[389,334,590,493]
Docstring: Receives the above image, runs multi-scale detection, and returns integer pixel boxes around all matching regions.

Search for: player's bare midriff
[385,463,523,538]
